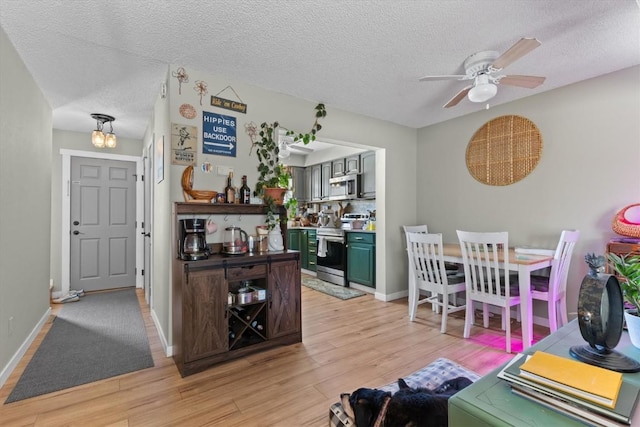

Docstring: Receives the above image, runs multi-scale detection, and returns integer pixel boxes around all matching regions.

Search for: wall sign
[211,96,247,114]
[171,123,197,165]
[202,111,237,157]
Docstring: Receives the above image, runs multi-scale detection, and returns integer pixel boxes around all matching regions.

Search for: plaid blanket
[329,358,480,427]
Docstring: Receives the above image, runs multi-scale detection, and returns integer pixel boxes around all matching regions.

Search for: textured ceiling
[1,0,639,141]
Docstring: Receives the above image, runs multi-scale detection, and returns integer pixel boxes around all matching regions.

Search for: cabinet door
[184,268,228,362]
[332,159,345,177]
[291,167,307,202]
[300,230,309,269]
[287,229,301,252]
[311,164,322,201]
[305,167,312,203]
[321,162,332,200]
[307,230,317,272]
[268,259,301,338]
[347,243,376,287]
[345,155,360,175]
[360,151,376,198]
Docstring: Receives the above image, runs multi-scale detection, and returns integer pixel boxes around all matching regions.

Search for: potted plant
[608,252,640,347]
[249,103,327,232]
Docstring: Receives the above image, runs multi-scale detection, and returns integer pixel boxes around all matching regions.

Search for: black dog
[341,377,472,427]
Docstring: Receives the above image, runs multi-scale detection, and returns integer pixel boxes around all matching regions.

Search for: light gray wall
[0,26,52,383]
[416,65,640,321]
[147,65,418,352]
[49,130,144,292]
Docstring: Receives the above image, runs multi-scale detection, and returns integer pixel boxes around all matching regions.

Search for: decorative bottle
[225,172,235,204]
[239,175,251,204]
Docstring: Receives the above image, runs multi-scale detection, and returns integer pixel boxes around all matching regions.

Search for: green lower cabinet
[287,229,301,251]
[305,230,317,272]
[347,232,375,287]
[287,229,316,272]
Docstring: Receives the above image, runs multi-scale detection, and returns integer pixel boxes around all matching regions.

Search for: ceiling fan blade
[443,85,472,108]
[498,75,546,88]
[491,37,541,70]
[419,74,467,82]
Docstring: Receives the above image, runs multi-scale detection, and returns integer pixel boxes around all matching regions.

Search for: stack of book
[498,351,640,426]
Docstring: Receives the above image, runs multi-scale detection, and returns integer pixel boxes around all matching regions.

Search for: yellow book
[519,351,623,409]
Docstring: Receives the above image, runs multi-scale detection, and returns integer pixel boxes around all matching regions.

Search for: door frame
[60,149,144,296]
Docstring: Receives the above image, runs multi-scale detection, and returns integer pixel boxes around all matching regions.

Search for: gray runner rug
[5,288,154,403]
[301,275,365,300]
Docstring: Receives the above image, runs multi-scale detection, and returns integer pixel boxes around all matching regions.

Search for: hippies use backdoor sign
[202,111,237,157]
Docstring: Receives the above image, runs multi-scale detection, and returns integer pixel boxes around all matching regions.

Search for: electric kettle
[223,226,248,255]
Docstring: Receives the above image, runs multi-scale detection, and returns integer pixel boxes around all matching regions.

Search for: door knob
[72,230,83,235]
[142,232,151,237]
[73,220,79,226]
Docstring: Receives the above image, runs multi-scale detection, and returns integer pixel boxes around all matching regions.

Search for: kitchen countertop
[288,226,375,233]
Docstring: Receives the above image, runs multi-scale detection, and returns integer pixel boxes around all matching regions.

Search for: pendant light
[90,113,117,148]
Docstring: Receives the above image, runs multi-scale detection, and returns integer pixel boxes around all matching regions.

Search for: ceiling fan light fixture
[468,75,497,103]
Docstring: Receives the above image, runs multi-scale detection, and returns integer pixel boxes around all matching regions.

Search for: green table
[448,319,640,426]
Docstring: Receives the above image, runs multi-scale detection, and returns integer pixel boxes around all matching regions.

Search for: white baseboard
[0,307,51,389]
[150,307,172,357]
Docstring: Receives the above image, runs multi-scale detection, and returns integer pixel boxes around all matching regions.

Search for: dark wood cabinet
[172,203,301,377]
[268,259,301,338]
[182,268,227,362]
[606,240,640,275]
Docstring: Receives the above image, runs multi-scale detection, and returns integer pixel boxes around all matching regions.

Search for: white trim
[0,307,51,389]
[151,308,172,357]
[60,149,144,295]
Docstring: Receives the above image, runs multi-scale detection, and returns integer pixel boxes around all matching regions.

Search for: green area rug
[301,275,366,300]
[5,288,154,403]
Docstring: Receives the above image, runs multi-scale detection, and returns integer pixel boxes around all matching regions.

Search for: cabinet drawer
[347,232,375,245]
[227,264,267,281]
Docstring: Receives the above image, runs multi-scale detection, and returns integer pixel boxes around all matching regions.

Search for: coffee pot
[178,219,209,261]
[223,226,248,255]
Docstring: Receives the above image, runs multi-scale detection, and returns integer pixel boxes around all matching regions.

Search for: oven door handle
[320,236,344,243]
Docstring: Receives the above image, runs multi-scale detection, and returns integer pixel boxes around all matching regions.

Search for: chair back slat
[548,229,580,298]
[457,231,510,299]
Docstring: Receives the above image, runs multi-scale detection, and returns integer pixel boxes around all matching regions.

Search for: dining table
[441,243,554,350]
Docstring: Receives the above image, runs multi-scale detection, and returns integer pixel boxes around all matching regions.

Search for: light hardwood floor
[0,285,551,426]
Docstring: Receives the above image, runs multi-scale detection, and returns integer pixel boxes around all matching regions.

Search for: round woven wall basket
[612,204,640,238]
[466,115,542,186]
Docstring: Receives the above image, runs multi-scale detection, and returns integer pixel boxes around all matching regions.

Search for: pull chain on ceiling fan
[419,38,546,108]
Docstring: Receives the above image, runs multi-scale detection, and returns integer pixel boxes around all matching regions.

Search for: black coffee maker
[178,219,209,261]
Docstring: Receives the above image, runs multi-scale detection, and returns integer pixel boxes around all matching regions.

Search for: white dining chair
[530,230,580,332]
[457,230,520,353]
[403,225,429,314]
[406,232,466,333]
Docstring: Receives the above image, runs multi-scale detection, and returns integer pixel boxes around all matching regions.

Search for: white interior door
[70,156,137,291]
[143,143,153,305]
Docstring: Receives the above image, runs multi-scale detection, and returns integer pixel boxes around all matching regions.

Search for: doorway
[69,156,137,291]
[60,149,143,296]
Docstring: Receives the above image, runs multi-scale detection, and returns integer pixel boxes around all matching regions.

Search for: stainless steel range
[316,226,346,286]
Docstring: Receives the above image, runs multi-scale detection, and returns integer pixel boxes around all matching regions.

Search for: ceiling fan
[419,37,546,108]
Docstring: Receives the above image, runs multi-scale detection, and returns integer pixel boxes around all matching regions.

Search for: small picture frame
[156,135,164,184]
